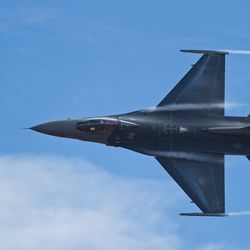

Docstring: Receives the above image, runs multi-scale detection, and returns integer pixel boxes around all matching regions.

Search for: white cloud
[0,154,181,250]
[199,242,227,250]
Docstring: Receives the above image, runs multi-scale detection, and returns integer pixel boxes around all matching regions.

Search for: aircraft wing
[157,50,225,116]
[156,154,225,213]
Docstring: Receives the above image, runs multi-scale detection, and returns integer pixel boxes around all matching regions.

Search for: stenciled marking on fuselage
[233,143,242,149]
[128,133,136,140]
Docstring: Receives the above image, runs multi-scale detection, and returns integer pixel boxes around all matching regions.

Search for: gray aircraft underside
[31,49,250,217]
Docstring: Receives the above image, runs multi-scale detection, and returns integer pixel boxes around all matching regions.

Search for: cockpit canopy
[77,118,137,134]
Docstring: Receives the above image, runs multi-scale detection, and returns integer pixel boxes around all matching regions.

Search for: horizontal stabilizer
[180,212,228,217]
[180,49,250,55]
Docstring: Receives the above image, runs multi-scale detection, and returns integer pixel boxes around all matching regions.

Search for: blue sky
[2,0,250,249]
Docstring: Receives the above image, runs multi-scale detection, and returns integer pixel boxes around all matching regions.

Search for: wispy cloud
[0,154,181,250]
[20,7,58,25]
[199,242,227,250]
[96,23,129,35]
[228,211,250,216]
[0,22,8,33]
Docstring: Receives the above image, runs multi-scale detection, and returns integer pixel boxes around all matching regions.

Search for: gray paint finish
[31,50,250,216]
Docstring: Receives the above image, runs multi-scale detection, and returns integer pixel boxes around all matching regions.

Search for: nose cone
[31,121,65,137]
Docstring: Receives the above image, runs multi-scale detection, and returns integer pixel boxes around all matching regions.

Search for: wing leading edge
[156,154,225,214]
[157,52,225,116]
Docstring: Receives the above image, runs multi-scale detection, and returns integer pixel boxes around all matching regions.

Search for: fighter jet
[31,49,250,217]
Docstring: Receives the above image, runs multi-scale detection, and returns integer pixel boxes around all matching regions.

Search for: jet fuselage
[31,110,250,159]
[30,49,250,215]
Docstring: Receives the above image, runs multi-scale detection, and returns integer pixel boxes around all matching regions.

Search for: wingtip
[180,49,250,55]
[179,212,228,217]
[180,49,229,55]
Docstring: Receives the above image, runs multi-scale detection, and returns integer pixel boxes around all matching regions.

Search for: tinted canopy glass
[77,119,119,134]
